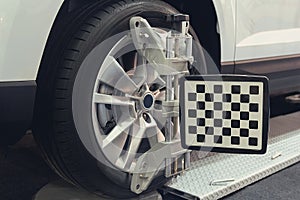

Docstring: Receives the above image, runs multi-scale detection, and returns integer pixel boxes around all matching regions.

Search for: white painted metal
[0,0,63,82]
[235,0,300,61]
[212,0,236,63]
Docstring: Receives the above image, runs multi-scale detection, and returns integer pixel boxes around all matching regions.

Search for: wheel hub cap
[142,93,154,110]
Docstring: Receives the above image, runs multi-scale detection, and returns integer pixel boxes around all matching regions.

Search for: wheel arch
[37,0,222,84]
[35,0,97,82]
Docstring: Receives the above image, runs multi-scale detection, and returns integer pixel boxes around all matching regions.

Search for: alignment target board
[180,76,269,154]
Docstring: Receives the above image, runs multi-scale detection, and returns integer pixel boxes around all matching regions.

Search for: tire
[33,0,205,198]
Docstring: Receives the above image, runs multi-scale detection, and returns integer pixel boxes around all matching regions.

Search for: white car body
[0,0,63,81]
[1,0,300,82]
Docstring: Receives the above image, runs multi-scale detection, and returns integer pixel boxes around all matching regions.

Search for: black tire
[33,0,205,198]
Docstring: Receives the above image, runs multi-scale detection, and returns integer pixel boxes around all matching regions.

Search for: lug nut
[143,113,151,123]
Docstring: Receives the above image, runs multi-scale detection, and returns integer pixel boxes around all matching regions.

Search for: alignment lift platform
[36,15,300,200]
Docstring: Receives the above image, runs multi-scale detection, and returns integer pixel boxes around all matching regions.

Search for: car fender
[0,0,64,82]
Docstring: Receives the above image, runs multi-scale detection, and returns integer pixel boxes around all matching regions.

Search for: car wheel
[33,0,206,198]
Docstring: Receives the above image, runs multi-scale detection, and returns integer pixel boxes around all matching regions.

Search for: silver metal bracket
[129,14,193,194]
[130,140,188,194]
[162,100,179,118]
[129,16,193,76]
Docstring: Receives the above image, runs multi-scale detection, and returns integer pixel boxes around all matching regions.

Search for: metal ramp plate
[165,129,300,200]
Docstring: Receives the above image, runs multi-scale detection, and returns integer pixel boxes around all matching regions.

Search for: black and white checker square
[180,75,269,154]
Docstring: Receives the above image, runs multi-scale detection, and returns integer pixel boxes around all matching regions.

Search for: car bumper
[0,81,36,138]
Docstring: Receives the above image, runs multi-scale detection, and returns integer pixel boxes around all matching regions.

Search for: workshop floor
[0,135,59,200]
[0,134,299,200]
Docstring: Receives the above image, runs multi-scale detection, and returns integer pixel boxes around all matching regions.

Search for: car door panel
[235,0,300,60]
[235,0,300,95]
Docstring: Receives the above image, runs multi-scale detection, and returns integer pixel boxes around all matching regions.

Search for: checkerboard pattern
[182,80,264,151]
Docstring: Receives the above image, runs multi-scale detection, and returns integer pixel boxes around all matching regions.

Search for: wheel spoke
[93,93,134,107]
[121,119,146,169]
[102,132,128,164]
[157,127,165,142]
[151,109,166,129]
[145,115,162,147]
[121,114,159,169]
[154,90,165,101]
[102,118,135,148]
[98,56,138,94]
[146,65,165,86]
[132,64,147,88]
[132,63,166,88]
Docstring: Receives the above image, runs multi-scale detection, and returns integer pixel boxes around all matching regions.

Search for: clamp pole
[165,74,173,177]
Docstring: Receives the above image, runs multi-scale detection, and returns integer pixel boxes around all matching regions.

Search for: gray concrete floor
[224,163,300,200]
